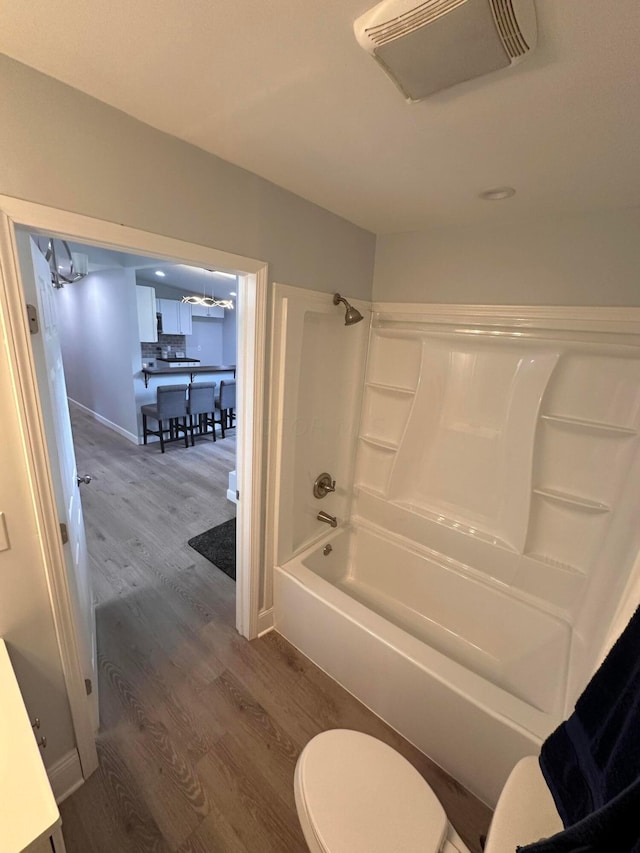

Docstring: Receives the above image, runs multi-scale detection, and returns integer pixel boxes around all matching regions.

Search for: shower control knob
[313,473,336,499]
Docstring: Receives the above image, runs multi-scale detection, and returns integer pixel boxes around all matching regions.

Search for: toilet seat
[294,729,454,853]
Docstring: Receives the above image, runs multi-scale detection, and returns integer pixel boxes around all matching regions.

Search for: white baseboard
[258,606,274,636]
[47,748,84,804]
[227,469,237,504]
[68,398,139,444]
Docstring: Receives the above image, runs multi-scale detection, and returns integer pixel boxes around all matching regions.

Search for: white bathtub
[275,523,570,806]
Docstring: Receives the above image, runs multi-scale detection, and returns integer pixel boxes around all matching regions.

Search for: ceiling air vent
[354,0,537,102]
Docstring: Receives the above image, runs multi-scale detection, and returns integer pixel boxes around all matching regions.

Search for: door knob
[77,474,93,486]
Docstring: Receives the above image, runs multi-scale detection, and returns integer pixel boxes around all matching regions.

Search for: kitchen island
[135,364,236,443]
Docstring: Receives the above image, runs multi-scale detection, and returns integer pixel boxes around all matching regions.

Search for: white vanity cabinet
[158,298,193,335]
[136,284,158,342]
[0,639,67,852]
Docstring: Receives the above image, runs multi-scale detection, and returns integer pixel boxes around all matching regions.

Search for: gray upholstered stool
[141,384,189,452]
[187,382,217,445]
[213,379,236,439]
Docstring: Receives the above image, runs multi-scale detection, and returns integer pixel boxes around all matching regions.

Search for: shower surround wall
[273,298,640,804]
[267,284,369,584]
[353,306,640,702]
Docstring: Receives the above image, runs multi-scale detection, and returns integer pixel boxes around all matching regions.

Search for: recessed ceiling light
[155,270,166,277]
[479,187,516,201]
[211,270,236,279]
[229,291,237,296]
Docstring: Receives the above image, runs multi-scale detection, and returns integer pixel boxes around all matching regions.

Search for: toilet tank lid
[295,729,448,853]
[484,755,563,853]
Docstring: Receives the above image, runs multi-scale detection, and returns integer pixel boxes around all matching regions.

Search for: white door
[18,235,99,732]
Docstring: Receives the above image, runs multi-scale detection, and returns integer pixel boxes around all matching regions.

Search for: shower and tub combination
[269,286,640,805]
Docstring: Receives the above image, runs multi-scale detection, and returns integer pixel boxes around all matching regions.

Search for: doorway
[0,197,268,781]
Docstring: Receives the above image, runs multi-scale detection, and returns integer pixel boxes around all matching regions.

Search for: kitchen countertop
[141,364,236,386]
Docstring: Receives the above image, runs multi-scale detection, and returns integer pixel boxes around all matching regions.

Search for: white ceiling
[136,266,238,300]
[3,0,640,233]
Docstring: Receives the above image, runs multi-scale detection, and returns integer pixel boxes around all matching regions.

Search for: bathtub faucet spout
[317,511,338,528]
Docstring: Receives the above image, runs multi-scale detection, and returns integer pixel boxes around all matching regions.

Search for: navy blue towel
[518,605,640,853]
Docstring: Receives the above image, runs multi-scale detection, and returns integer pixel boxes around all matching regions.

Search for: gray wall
[0,55,375,299]
[186,317,224,364]
[222,309,237,365]
[57,267,140,440]
[374,208,640,304]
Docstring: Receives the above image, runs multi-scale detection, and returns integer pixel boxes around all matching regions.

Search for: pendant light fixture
[181,269,235,309]
[43,238,88,288]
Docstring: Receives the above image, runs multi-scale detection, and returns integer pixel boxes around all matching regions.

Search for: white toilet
[294,730,563,853]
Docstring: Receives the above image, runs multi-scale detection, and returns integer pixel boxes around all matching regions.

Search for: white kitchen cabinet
[136,284,158,342]
[158,298,192,334]
[179,302,192,335]
[190,303,225,319]
[157,298,179,334]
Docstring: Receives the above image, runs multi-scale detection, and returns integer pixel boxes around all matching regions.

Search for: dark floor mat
[188,517,236,581]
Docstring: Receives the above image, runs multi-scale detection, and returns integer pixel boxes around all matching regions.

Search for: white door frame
[0,195,268,778]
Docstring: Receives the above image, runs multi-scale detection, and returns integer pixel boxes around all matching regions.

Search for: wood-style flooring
[60,406,491,852]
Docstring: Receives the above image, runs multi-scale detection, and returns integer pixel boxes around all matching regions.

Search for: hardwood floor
[60,407,491,852]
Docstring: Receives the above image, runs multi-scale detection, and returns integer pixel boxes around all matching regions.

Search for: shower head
[333,293,364,326]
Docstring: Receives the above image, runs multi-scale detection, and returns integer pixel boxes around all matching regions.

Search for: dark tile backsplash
[141,334,186,360]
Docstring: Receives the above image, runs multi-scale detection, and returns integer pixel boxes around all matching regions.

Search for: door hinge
[60,522,69,544]
[26,303,39,335]
[85,678,93,696]
[236,489,240,501]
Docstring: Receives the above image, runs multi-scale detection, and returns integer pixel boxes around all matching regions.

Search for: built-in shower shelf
[365,381,416,395]
[355,484,387,500]
[359,435,400,451]
[526,553,585,576]
[392,499,517,552]
[541,414,637,437]
[533,487,611,513]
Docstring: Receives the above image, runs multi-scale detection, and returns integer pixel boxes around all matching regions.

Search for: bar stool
[187,382,217,445]
[213,379,236,439]
[141,384,189,453]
